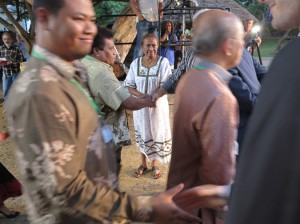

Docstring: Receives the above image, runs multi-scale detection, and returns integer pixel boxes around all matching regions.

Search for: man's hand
[174,185,230,212]
[144,94,156,107]
[138,14,145,21]
[256,36,262,46]
[152,184,201,224]
[152,87,167,103]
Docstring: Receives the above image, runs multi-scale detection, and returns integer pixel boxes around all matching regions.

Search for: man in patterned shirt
[0,32,23,100]
[5,0,201,223]
[82,27,155,176]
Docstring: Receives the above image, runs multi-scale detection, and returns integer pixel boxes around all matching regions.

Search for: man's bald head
[192,9,244,57]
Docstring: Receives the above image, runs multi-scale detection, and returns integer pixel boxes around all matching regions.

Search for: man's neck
[89,53,112,66]
[199,54,229,70]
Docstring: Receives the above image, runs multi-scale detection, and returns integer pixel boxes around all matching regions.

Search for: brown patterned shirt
[6,45,153,224]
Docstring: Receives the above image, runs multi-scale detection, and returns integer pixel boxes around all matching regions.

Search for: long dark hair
[161,20,176,43]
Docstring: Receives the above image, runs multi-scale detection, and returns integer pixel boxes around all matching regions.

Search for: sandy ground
[0,91,174,223]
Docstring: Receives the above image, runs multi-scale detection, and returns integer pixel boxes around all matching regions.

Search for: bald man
[167,9,244,224]
[172,2,300,223]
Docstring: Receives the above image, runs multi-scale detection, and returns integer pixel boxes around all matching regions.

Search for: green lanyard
[194,65,206,70]
[70,78,100,114]
[32,50,100,114]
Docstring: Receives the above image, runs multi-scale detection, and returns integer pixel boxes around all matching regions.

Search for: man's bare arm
[130,0,144,20]
[122,95,156,110]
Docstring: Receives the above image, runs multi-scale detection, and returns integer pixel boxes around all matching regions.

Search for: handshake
[136,93,156,108]
[136,87,168,108]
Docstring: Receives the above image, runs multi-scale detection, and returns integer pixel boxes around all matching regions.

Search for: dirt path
[0,93,174,223]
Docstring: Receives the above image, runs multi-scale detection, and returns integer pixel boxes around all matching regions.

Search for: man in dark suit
[227,0,300,222]
[228,48,267,147]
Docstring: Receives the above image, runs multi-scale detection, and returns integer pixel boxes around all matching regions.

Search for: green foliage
[94,1,127,27]
[253,38,278,57]
[234,0,266,20]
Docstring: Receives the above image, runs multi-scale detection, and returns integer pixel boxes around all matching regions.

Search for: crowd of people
[1,0,300,223]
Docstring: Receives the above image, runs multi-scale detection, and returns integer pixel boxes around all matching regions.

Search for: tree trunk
[112,4,136,63]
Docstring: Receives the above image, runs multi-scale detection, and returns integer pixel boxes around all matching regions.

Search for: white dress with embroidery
[124,57,172,163]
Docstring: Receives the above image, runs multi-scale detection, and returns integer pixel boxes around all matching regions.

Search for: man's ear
[93,48,101,56]
[35,8,51,30]
[223,38,233,57]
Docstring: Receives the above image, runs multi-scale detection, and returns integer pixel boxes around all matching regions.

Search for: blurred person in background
[159,20,178,69]
[244,18,262,54]
[0,32,23,100]
[14,34,29,62]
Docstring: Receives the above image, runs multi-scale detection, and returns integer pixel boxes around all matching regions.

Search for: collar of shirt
[194,59,232,84]
[1,44,14,50]
[84,55,114,72]
[32,45,83,80]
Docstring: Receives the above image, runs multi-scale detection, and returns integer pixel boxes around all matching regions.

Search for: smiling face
[46,0,97,61]
[142,36,158,59]
[259,0,300,30]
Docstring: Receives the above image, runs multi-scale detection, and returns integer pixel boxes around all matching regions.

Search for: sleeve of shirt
[172,34,178,44]
[159,58,172,87]
[228,67,257,114]
[123,60,137,89]
[162,48,192,93]
[10,93,154,223]
[88,65,130,111]
[195,93,237,185]
[252,55,268,82]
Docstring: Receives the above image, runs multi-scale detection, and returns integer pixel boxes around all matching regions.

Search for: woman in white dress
[124,34,172,179]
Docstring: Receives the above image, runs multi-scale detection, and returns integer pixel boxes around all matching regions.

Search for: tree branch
[0,2,27,35]
[0,17,15,32]
[26,0,33,5]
